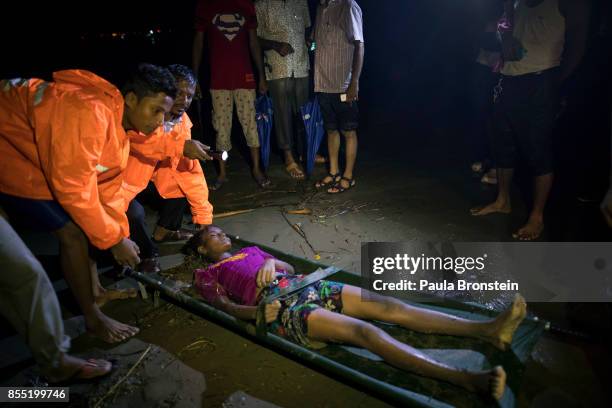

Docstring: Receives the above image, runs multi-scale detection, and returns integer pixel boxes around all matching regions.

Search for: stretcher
[125,237,547,408]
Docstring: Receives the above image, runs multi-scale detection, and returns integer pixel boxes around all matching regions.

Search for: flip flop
[327,177,356,194]
[286,162,305,180]
[48,359,112,384]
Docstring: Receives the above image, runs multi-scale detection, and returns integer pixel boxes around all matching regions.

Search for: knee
[127,201,145,222]
[380,298,404,316]
[342,130,357,139]
[55,221,85,245]
[352,321,383,346]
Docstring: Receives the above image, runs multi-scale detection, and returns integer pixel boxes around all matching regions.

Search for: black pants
[268,76,309,155]
[126,183,188,258]
[491,69,559,176]
[468,63,499,163]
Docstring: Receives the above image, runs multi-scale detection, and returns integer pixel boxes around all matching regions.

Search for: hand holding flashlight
[184,140,213,161]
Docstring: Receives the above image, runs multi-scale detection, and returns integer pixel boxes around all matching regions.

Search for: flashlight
[206,149,228,161]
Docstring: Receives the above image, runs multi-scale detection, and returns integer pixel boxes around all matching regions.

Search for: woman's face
[198,226,232,256]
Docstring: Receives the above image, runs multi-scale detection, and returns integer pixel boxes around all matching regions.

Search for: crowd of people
[0,0,610,400]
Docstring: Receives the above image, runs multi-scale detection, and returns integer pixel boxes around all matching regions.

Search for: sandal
[152,229,193,244]
[286,162,305,180]
[315,172,340,189]
[327,176,356,194]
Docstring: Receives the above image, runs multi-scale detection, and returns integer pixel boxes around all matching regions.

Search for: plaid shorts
[263,275,344,349]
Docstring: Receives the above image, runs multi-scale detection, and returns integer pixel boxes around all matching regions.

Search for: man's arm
[215,295,281,323]
[215,295,258,320]
[258,37,294,56]
[346,41,364,102]
[558,0,590,82]
[249,29,268,94]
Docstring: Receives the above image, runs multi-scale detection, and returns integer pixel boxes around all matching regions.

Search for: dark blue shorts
[0,193,71,231]
[318,92,359,132]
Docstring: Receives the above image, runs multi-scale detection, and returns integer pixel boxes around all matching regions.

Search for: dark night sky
[1,0,610,156]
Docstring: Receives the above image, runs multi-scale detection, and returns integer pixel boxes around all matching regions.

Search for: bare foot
[512,217,544,241]
[481,169,498,185]
[467,366,507,401]
[486,294,527,350]
[86,308,139,343]
[45,353,112,383]
[95,287,138,307]
[470,200,511,216]
[253,171,271,188]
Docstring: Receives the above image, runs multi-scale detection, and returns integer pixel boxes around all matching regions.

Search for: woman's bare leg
[340,285,527,350]
[307,309,507,400]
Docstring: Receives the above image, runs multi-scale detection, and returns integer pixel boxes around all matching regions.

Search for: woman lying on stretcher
[185,226,527,401]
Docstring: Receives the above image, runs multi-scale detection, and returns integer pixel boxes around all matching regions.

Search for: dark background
[1,0,611,228]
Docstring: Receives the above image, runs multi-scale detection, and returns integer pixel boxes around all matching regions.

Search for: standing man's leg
[293,76,310,169]
[315,93,341,188]
[328,97,359,193]
[269,77,304,179]
[513,73,558,240]
[54,222,139,341]
[0,216,112,380]
[210,90,233,190]
[471,78,517,216]
[234,89,270,187]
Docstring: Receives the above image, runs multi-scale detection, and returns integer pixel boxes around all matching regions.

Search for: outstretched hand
[110,238,140,268]
[184,140,212,161]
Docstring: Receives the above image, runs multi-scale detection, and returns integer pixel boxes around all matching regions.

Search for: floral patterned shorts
[264,276,344,349]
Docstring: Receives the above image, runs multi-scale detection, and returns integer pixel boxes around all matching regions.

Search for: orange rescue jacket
[123,113,212,225]
[0,70,130,249]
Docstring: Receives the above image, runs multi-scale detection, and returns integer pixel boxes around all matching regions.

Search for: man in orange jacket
[124,65,213,272]
[0,64,176,343]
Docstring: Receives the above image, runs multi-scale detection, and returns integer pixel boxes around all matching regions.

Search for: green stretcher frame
[126,237,548,408]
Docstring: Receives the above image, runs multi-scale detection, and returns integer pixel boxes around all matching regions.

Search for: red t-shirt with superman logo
[195,0,257,90]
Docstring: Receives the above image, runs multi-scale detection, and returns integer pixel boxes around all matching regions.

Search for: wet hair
[121,63,177,100]
[167,64,197,86]
[182,226,213,256]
